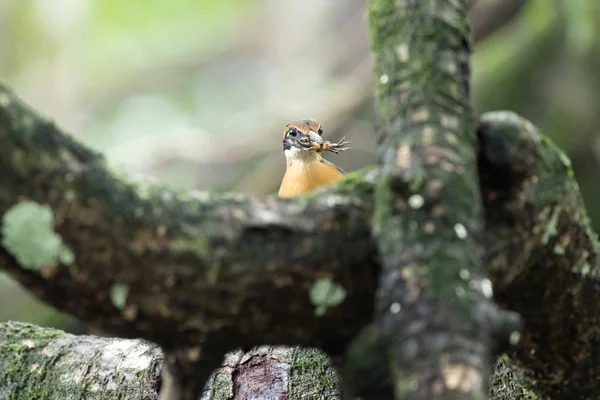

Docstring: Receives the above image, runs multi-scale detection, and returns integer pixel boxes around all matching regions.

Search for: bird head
[282,119,325,161]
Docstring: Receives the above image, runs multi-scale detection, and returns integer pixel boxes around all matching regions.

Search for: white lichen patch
[309,278,346,317]
[396,43,409,62]
[408,194,424,209]
[390,302,401,314]
[509,331,521,345]
[379,74,389,84]
[103,339,154,371]
[1,201,75,269]
[453,223,467,239]
[480,278,493,299]
[459,269,470,280]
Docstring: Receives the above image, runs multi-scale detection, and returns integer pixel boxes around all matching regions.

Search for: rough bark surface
[0,321,162,400]
[0,82,379,398]
[355,1,512,399]
[2,105,600,398]
[0,322,343,400]
[479,112,600,399]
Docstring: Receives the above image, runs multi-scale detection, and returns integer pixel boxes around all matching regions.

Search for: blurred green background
[0,0,599,333]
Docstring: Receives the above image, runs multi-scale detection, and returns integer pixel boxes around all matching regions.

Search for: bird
[278,119,351,198]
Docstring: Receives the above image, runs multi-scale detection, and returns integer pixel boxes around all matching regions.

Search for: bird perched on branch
[278,119,351,198]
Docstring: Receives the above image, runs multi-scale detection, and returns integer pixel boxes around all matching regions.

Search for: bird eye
[289,129,298,137]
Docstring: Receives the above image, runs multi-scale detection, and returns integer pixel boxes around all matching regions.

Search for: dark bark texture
[1,0,599,399]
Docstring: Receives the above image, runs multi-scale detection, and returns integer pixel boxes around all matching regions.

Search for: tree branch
[0,321,162,399]
[0,83,380,399]
[0,321,343,400]
[479,112,600,399]
[359,1,514,398]
[2,75,600,397]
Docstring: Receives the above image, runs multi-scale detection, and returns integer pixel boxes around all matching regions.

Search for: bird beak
[308,130,323,144]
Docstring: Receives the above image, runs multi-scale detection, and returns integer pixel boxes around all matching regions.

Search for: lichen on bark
[359,1,504,398]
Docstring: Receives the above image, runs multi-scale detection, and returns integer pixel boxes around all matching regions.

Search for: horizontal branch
[1,82,599,398]
[0,321,162,399]
[0,321,343,400]
[0,83,379,353]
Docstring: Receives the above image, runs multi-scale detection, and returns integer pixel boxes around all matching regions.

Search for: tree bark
[2,84,600,398]
[0,321,162,400]
[353,1,516,399]
[0,322,342,400]
[1,0,600,399]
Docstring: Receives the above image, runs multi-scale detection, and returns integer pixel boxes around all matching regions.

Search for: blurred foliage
[0,0,599,333]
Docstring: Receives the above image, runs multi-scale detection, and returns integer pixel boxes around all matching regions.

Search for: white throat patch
[284,147,320,164]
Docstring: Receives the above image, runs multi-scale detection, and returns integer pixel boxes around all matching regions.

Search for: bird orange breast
[279,160,344,198]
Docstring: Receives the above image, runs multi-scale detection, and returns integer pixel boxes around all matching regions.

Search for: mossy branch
[361,1,510,398]
[1,76,600,397]
[0,321,162,400]
[479,112,600,399]
[0,83,380,399]
[0,321,343,400]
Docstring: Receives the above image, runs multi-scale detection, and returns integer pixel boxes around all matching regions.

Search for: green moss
[541,207,560,245]
[490,355,543,400]
[372,175,394,243]
[289,348,340,400]
[336,167,378,193]
[0,322,71,400]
